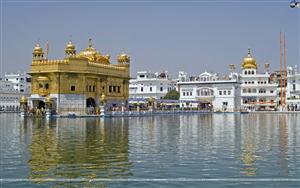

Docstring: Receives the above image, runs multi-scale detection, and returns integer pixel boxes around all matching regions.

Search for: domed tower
[117,52,130,65]
[242,48,257,75]
[32,42,44,60]
[65,40,76,57]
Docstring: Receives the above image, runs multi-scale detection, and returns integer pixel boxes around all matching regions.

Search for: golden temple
[28,39,130,115]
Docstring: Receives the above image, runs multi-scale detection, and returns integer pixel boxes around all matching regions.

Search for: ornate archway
[86,97,96,107]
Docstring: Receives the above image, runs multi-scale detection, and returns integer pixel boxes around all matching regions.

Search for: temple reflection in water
[15,113,300,187]
[20,118,132,187]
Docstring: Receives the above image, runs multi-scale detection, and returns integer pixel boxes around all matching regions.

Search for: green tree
[163,89,180,100]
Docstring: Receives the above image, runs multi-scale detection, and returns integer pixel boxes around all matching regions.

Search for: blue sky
[1,0,299,77]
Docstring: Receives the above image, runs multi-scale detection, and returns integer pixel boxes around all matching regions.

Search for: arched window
[71,86,75,91]
[252,70,254,75]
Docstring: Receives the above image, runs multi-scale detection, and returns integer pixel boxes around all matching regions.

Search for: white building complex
[177,71,241,112]
[4,72,31,93]
[240,49,278,111]
[129,71,176,100]
[0,72,31,112]
[286,65,300,110]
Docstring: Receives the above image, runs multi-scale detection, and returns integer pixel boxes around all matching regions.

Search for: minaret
[32,42,44,60]
[64,40,76,57]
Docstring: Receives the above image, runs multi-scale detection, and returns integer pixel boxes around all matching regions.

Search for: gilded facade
[28,39,130,115]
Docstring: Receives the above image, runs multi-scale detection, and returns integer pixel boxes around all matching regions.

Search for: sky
[0,0,299,78]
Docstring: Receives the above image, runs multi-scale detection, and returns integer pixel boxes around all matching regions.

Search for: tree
[163,89,180,100]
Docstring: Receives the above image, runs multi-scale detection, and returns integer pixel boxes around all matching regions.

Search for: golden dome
[105,54,110,60]
[66,40,75,49]
[65,40,76,55]
[117,52,130,63]
[33,43,43,54]
[242,48,257,69]
[78,39,109,64]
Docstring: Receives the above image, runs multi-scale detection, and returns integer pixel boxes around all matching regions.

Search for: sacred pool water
[1,113,299,187]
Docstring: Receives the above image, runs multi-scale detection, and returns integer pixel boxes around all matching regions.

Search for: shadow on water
[20,117,133,187]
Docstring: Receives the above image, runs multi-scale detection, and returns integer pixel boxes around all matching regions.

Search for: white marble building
[286,65,300,110]
[240,49,278,111]
[4,72,31,93]
[0,79,30,111]
[129,71,176,99]
[177,71,241,112]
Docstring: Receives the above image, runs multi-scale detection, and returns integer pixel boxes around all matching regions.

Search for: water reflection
[11,113,300,187]
[20,117,132,187]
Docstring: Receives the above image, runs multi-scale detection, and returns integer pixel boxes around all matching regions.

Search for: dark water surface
[0,113,299,187]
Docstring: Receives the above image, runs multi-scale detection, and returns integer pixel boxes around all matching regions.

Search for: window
[252,70,254,75]
[228,91,231,95]
[89,85,92,92]
[109,86,112,93]
[219,91,222,95]
[113,86,116,92]
[270,90,274,93]
[118,86,120,93]
[39,84,43,88]
[150,87,152,92]
[71,86,75,91]
[45,83,49,89]
[160,87,163,92]
[183,92,185,96]
[190,92,192,96]
[93,86,95,92]
[223,91,226,95]
[141,87,143,92]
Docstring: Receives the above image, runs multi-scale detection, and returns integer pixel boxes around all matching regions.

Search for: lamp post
[45,96,52,119]
[19,96,28,118]
[100,93,106,117]
[148,97,153,112]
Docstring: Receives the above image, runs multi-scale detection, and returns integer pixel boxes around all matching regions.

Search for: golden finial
[88,38,93,48]
[247,48,252,57]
